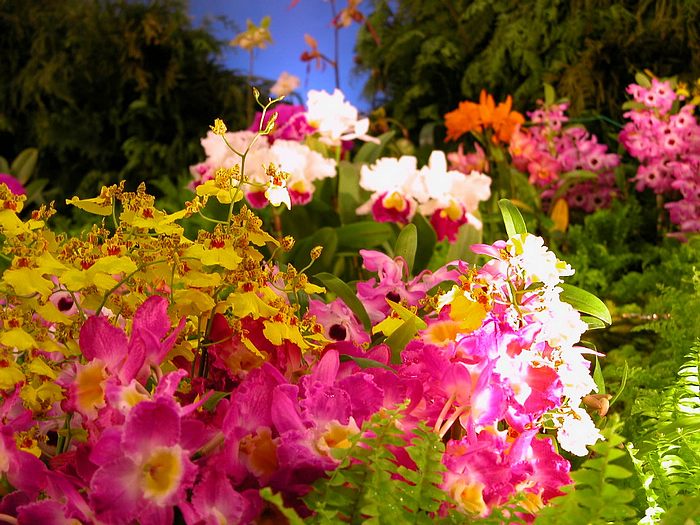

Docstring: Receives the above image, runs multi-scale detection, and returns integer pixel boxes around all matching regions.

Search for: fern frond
[629,339,700,518]
[659,493,700,524]
[395,422,448,523]
[304,408,465,524]
[534,414,638,524]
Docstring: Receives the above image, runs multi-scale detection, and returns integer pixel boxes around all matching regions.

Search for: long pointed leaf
[559,283,612,325]
[336,222,393,250]
[412,213,436,272]
[446,222,482,265]
[353,131,396,164]
[314,272,371,332]
[10,148,38,185]
[498,199,527,238]
[385,318,419,364]
[394,224,417,275]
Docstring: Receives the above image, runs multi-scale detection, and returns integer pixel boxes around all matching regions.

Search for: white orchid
[305,89,378,145]
[265,175,291,210]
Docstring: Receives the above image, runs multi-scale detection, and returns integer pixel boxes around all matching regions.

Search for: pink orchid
[0,173,26,196]
[67,296,184,419]
[356,249,460,323]
[180,469,259,525]
[248,104,314,143]
[0,425,48,498]
[89,397,197,524]
[308,298,370,344]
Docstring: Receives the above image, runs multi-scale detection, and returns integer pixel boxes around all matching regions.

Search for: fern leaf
[305,408,465,524]
[396,422,448,520]
[534,414,638,524]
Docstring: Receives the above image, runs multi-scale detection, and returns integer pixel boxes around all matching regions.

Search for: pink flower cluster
[619,78,700,233]
[509,102,620,212]
[0,235,604,522]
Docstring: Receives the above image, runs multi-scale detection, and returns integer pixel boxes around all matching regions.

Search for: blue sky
[189,0,369,110]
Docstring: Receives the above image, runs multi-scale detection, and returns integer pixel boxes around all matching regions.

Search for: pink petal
[17,500,73,525]
[79,316,127,370]
[121,399,181,457]
[132,295,171,341]
[90,457,142,523]
[182,470,247,524]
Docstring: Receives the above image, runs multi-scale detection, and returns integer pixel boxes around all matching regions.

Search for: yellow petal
[66,196,113,216]
[0,328,37,350]
[3,268,54,296]
[550,198,569,232]
[449,294,487,333]
[28,357,57,379]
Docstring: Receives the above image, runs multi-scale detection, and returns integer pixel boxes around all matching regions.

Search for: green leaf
[412,213,436,272]
[10,148,38,185]
[498,199,527,238]
[314,272,371,332]
[608,361,628,407]
[635,71,652,88]
[559,283,612,325]
[0,156,9,173]
[336,222,393,250]
[551,170,599,203]
[593,356,606,395]
[337,161,366,225]
[418,122,437,147]
[202,391,229,412]
[660,494,700,525]
[580,315,607,330]
[259,488,305,525]
[543,82,556,105]
[394,224,417,275]
[604,464,632,479]
[446,221,482,265]
[385,317,419,364]
[291,227,338,272]
[339,354,396,372]
[353,131,396,164]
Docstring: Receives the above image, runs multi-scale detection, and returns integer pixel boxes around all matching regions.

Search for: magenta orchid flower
[67,296,184,418]
[89,397,197,525]
[308,298,370,344]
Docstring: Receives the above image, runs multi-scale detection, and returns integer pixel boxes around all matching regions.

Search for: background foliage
[355,0,700,134]
[0,0,250,202]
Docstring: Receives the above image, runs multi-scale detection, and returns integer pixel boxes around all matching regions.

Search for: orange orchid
[445,90,524,144]
[300,33,334,70]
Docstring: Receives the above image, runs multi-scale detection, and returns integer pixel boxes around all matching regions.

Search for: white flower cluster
[192,131,336,203]
[500,233,603,454]
[306,89,378,146]
[356,150,491,224]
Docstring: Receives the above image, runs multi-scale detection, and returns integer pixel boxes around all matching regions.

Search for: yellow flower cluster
[0,178,325,423]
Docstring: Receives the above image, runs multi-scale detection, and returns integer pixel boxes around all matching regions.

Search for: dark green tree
[355,0,700,134]
[0,0,251,200]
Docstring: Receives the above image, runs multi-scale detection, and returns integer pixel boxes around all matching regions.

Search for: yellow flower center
[382,192,406,211]
[520,490,545,514]
[142,446,183,503]
[317,420,360,454]
[450,480,487,515]
[75,360,107,416]
[440,201,463,221]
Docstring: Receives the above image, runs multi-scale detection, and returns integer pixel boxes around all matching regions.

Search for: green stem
[191,431,225,460]
[197,211,228,225]
[95,258,169,315]
[55,412,74,454]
